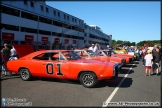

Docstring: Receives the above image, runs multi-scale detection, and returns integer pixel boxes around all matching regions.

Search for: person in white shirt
[88,44,94,51]
[144,50,153,76]
[93,43,99,55]
[9,45,18,60]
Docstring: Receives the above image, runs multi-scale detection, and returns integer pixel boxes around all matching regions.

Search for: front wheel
[79,72,98,88]
[19,68,32,81]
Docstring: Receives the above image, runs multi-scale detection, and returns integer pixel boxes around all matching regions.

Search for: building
[1,1,111,50]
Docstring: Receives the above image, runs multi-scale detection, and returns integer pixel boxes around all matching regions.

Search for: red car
[6,45,120,88]
[99,50,134,64]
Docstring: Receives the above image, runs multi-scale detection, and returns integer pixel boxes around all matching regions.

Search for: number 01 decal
[46,63,63,75]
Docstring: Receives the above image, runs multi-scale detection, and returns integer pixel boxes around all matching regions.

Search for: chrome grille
[122,59,126,65]
[129,58,132,63]
[113,63,119,77]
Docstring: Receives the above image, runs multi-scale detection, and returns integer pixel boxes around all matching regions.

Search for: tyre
[79,72,98,88]
[19,68,32,81]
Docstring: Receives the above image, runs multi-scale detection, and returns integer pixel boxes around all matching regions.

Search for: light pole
[36,16,39,51]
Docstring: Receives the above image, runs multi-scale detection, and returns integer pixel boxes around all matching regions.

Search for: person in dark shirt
[158,45,161,72]
[2,43,11,61]
[152,45,160,75]
[2,43,11,76]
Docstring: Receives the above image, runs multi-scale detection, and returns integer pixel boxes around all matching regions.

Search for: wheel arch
[77,70,97,80]
[18,67,30,74]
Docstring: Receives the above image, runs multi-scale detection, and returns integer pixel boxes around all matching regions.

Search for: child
[144,50,153,76]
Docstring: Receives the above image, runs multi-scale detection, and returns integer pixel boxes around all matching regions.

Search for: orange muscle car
[6,45,119,88]
[111,50,134,62]
[74,50,126,71]
[99,50,133,64]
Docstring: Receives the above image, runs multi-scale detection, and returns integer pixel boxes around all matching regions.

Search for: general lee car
[74,50,126,71]
[99,50,134,64]
[6,45,120,88]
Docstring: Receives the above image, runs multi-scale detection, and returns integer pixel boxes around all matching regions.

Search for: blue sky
[46,1,160,43]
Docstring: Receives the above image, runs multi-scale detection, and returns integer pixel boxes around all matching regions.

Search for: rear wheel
[19,68,32,81]
[79,72,98,88]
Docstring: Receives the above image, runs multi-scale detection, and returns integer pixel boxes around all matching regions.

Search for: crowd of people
[142,45,161,76]
[87,43,161,76]
[0,43,18,78]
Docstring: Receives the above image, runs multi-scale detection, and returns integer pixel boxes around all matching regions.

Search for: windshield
[87,50,97,56]
[103,50,117,55]
[62,51,82,60]
[112,50,117,54]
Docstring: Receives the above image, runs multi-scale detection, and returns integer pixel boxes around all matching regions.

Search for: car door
[40,52,69,79]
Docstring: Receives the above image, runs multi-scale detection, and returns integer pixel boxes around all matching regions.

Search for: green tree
[112,40,117,46]
[116,40,123,44]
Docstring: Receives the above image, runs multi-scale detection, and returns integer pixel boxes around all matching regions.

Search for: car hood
[113,54,129,58]
[71,59,115,66]
[13,45,35,58]
[110,56,123,60]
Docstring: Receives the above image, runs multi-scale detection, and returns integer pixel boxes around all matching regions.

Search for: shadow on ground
[120,69,134,74]
[1,75,20,81]
[29,75,133,88]
[124,64,137,68]
[94,77,133,88]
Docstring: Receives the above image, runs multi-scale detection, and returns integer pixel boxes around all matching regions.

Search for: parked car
[74,49,125,72]
[99,50,134,64]
[6,45,119,88]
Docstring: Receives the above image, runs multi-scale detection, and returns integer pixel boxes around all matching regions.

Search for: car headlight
[120,52,124,54]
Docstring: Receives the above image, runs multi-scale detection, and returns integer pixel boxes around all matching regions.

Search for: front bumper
[129,58,134,63]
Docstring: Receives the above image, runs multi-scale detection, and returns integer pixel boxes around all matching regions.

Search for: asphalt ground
[1,60,161,107]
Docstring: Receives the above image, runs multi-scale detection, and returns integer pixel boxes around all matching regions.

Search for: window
[58,12,60,17]
[72,18,74,22]
[33,52,60,61]
[71,35,78,39]
[3,40,12,45]
[53,21,62,27]
[40,5,44,11]
[79,28,84,32]
[12,41,19,45]
[64,14,66,20]
[39,16,52,24]
[54,10,56,15]
[39,30,51,35]
[78,37,84,40]
[67,16,69,20]
[24,0,27,5]
[46,7,48,12]
[21,27,37,33]
[1,5,20,17]
[84,33,87,37]
[52,32,62,37]
[75,19,76,22]
[63,24,71,29]
[1,23,19,31]
[30,1,34,7]
[21,11,38,21]
[72,26,78,31]
[63,34,70,38]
